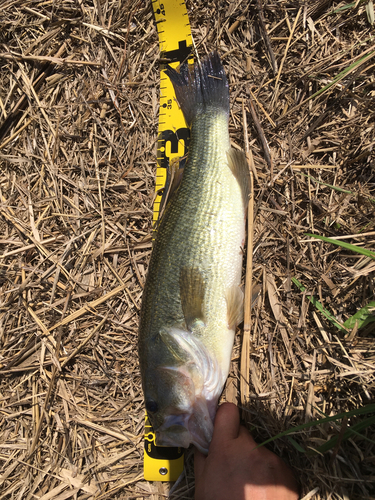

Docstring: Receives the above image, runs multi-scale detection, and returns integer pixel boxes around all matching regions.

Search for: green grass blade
[344,301,375,329]
[317,415,375,453]
[310,48,375,101]
[300,172,352,194]
[331,1,368,13]
[306,233,375,260]
[257,404,375,449]
[300,173,375,203]
[287,436,306,453]
[292,277,348,332]
[333,3,356,12]
[345,426,375,446]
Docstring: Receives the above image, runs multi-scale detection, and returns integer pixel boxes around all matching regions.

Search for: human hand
[194,403,299,500]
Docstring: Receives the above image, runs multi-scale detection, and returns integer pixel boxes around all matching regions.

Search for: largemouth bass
[139,52,249,454]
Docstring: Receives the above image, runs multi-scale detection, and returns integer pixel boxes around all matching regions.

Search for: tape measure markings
[144,0,193,481]
[152,0,193,226]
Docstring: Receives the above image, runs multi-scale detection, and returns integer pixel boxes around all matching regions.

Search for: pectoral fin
[226,148,250,208]
[179,267,206,330]
[225,286,244,330]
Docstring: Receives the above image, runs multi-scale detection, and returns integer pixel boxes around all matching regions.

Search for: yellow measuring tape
[144,413,184,481]
[152,0,193,226]
[143,0,193,481]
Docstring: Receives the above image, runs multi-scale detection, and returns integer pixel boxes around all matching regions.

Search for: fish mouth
[155,424,194,450]
[154,397,216,454]
[149,327,225,453]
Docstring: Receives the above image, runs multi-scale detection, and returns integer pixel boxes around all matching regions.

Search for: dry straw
[1,1,374,499]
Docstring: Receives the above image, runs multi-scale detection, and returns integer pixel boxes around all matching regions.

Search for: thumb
[194,447,206,483]
[208,402,240,455]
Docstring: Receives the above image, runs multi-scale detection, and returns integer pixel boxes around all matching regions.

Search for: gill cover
[154,325,222,453]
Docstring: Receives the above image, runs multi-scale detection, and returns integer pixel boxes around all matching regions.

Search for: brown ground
[0,1,374,499]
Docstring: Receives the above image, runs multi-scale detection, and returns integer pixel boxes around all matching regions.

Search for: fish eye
[146,399,158,413]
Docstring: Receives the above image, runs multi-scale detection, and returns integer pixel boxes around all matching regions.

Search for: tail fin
[165,52,229,126]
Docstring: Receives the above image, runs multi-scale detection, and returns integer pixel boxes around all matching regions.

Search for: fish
[138,52,249,454]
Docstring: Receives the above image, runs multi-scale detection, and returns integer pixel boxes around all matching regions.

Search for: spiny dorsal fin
[179,267,206,330]
[226,148,250,209]
[225,285,244,330]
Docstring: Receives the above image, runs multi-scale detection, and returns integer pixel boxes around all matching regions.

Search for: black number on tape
[158,128,190,169]
[156,4,165,16]
[163,40,192,64]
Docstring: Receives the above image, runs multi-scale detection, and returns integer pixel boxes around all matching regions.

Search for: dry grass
[1,1,375,499]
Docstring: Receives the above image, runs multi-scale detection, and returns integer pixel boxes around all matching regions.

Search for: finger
[209,403,240,453]
[273,457,300,495]
[238,424,257,449]
[194,447,206,483]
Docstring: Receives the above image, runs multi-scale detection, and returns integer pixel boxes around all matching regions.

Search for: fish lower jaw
[155,425,211,455]
[155,427,192,449]
[155,395,216,454]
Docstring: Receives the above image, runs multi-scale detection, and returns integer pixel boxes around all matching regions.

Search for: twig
[248,96,273,180]
[256,0,278,75]
[242,100,259,184]
[0,118,34,150]
[240,172,254,408]
[273,7,302,105]
[49,284,127,331]
[0,52,102,67]
[60,315,107,368]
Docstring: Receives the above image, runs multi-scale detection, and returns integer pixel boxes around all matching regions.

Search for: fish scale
[142,112,241,353]
[139,52,249,453]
